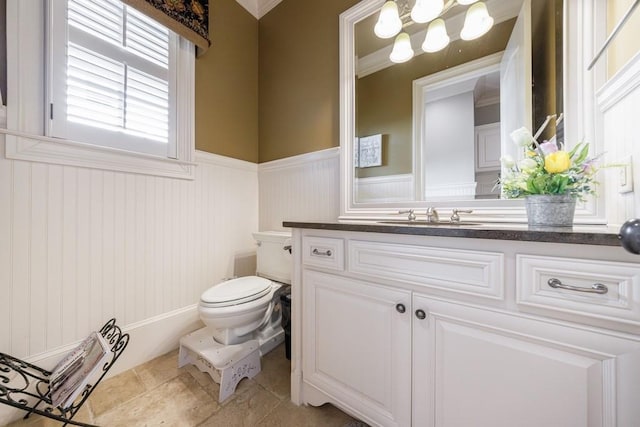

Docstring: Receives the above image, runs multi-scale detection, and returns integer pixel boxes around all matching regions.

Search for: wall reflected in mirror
[353,0,563,204]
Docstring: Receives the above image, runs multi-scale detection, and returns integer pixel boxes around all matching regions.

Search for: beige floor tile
[95,373,217,427]
[256,400,358,427]
[181,363,221,400]
[134,349,183,391]
[5,413,62,427]
[3,343,362,427]
[4,401,93,427]
[253,345,291,400]
[198,382,280,426]
[87,369,146,417]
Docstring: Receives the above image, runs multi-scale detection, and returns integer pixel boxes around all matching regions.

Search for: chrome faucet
[425,207,439,223]
[450,209,473,223]
[398,209,416,221]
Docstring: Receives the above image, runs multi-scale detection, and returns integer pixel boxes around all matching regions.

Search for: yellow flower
[544,151,571,173]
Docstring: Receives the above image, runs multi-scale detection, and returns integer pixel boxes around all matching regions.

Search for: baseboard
[108,305,203,377]
[26,305,202,376]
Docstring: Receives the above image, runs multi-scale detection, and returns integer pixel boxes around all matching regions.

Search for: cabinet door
[303,270,412,427]
[475,123,501,171]
[413,294,640,427]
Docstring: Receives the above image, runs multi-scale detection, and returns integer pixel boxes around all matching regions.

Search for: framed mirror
[339,0,607,223]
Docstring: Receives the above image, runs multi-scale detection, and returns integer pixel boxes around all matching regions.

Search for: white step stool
[178,327,261,402]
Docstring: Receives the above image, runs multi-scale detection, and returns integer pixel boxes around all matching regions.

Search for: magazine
[49,331,110,408]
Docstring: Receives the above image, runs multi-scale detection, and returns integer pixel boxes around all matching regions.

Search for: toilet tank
[252,231,292,285]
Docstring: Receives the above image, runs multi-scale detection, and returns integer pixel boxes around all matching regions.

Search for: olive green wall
[195,0,259,162]
[258,0,360,163]
[607,0,640,79]
[356,19,516,179]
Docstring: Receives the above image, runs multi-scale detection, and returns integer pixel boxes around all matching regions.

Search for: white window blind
[49,0,177,158]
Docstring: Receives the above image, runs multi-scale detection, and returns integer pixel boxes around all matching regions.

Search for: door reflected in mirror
[353,0,563,204]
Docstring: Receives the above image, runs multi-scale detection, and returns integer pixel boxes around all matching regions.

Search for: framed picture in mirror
[358,134,382,168]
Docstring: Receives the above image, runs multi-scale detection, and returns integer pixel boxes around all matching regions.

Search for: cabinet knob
[395,303,406,314]
[415,309,427,320]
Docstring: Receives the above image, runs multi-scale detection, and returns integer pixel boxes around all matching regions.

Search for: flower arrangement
[499,117,600,201]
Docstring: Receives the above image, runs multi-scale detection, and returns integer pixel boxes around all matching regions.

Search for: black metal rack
[0,318,129,426]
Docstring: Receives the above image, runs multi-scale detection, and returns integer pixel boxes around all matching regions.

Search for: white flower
[510,127,535,147]
[500,155,515,168]
[518,158,538,171]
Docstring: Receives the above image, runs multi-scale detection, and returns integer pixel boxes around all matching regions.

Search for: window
[49,0,177,157]
[5,0,195,179]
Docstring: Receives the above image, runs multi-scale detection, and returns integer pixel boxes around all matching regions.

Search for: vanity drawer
[348,240,504,299]
[517,254,640,327]
[302,236,345,271]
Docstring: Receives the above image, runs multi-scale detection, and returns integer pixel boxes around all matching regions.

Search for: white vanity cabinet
[302,270,412,427]
[290,227,640,427]
[412,295,640,427]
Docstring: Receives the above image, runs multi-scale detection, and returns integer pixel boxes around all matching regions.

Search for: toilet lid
[201,276,272,307]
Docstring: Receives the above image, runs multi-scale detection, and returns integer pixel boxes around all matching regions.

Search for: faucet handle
[426,207,439,222]
[451,209,473,223]
[398,209,416,221]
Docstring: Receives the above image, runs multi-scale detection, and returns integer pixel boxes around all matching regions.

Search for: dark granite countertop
[282,220,624,246]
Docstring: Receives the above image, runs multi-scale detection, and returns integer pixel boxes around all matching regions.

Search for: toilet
[178,231,291,402]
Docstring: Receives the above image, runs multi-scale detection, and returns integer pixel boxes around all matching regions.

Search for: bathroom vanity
[284,221,640,427]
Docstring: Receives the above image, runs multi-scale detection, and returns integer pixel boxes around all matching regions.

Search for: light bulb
[389,32,414,63]
[422,18,450,52]
[457,0,478,5]
[460,1,494,40]
[374,1,403,39]
[411,0,444,24]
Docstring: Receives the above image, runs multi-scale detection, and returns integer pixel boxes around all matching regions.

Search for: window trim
[4,0,196,180]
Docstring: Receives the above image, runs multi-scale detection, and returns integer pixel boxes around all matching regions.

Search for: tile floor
[7,344,365,427]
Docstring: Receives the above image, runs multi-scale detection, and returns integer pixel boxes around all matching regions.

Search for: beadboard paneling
[599,52,640,225]
[0,141,259,359]
[259,148,340,231]
[355,174,414,204]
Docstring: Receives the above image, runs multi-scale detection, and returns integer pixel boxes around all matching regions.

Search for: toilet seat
[200,276,272,308]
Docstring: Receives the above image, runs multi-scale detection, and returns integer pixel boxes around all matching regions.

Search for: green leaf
[571,143,590,164]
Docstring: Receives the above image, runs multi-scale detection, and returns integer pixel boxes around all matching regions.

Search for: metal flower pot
[525,194,576,227]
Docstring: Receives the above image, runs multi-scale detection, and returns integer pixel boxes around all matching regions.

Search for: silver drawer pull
[312,248,332,257]
[547,278,608,294]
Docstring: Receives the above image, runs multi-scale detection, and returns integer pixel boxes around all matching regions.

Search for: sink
[377,220,482,226]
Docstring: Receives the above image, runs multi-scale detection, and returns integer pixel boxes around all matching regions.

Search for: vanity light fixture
[411,0,444,24]
[374,0,403,38]
[460,1,494,40]
[374,0,494,59]
[390,32,415,63]
[422,18,450,52]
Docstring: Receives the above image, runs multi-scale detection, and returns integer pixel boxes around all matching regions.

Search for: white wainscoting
[0,143,259,371]
[424,181,478,200]
[258,148,340,231]
[598,52,640,226]
[354,174,413,204]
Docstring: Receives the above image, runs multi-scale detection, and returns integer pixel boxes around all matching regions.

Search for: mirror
[340,0,606,222]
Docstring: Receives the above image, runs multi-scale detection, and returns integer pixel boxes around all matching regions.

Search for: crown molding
[235,0,282,19]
